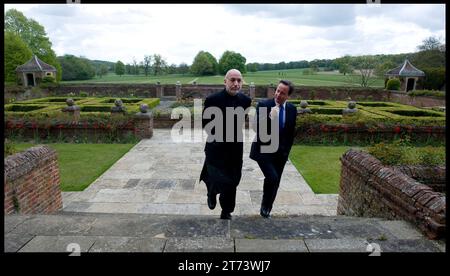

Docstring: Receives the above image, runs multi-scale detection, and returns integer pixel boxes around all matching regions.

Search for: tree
[58,55,96,81]
[115,61,125,76]
[190,51,218,76]
[246,63,258,72]
[351,56,379,87]
[5,9,62,81]
[143,55,152,76]
[335,55,353,76]
[4,31,33,83]
[132,57,139,75]
[374,61,396,78]
[417,36,445,51]
[177,63,190,75]
[218,50,247,75]
[152,54,168,75]
[97,64,109,78]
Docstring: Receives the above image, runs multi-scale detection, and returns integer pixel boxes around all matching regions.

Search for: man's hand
[269,104,280,119]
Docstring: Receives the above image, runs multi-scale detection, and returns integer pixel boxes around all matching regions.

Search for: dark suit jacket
[250,98,297,162]
[199,89,252,190]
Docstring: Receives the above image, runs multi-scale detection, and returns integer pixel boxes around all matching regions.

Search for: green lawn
[289,145,362,194]
[60,68,385,87]
[13,143,136,191]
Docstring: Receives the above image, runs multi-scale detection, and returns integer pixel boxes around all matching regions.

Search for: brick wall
[391,165,446,194]
[338,149,445,239]
[4,146,63,215]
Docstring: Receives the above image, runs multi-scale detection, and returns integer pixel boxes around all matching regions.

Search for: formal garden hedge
[4,97,160,143]
[4,97,445,144]
[291,100,445,145]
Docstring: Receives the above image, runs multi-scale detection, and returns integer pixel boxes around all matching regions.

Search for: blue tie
[279,104,284,130]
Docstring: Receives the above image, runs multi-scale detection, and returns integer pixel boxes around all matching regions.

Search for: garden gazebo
[384,59,425,92]
[16,55,57,87]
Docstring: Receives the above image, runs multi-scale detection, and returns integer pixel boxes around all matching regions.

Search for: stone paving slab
[235,239,309,252]
[62,129,335,217]
[4,213,444,253]
[164,237,234,252]
[19,236,97,253]
[89,236,166,252]
[305,238,368,252]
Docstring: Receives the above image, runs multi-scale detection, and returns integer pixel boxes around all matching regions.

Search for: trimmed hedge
[7,97,160,115]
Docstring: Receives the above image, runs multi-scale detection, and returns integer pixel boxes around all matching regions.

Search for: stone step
[4,212,445,253]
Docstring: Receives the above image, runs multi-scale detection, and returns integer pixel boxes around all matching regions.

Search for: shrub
[79,91,88,97]
[421,67,445,90]
[386,78,401,90]
[42,76,56,83]
[4,139,17,156]
[367,139,406,165]
[408,89,445,98]
[418,146,445,166]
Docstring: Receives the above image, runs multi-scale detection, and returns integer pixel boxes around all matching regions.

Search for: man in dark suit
[200,69,252,220]
[250,80,297,218]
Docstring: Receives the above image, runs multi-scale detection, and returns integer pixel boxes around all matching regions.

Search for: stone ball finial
[139,104,149,113]
[66,98,74,106]
[343,101,358,115]
[176,81,181,86]
[300,100,309,109]
[114,99,123,107]
[348,101,356,109]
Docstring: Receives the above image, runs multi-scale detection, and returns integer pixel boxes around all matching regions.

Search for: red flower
[393,126,401,134]
[426,127,433,133]
[57,124,64,129]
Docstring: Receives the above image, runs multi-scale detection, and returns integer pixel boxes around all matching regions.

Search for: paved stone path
[5,212,444,252]
[62,129,338,217]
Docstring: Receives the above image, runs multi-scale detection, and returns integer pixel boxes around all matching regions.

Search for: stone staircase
[4,212,445,253]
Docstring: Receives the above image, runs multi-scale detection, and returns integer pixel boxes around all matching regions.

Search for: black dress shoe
[220,211,232,220]
[207,193,216,210]
[260,207,271,218]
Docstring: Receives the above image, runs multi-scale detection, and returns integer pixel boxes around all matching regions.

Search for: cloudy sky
[4,3,446,65]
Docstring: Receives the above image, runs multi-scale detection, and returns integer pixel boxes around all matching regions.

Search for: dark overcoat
[199,89,252,194]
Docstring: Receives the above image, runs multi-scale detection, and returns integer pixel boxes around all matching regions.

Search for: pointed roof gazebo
[16,55,57,86]
[384,59,425,92]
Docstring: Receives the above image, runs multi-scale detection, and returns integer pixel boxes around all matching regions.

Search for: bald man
[199,69,252,219]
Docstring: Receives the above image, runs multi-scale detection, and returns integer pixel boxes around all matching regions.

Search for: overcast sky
[4,3,446,65]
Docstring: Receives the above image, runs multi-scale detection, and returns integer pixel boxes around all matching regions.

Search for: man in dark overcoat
[200,69,252,219]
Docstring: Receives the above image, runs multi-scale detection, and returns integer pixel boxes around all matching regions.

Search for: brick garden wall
[4,145,63,215]
[337,149,445,239]
[391,165,446,193]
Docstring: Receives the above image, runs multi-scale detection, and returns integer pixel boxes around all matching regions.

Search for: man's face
[274,83,290,105]
[224,71,243,95]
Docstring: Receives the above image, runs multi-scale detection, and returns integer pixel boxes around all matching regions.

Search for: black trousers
[204,160,242,214]
[257,154,288,211]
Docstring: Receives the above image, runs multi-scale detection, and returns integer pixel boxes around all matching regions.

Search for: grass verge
[13,143,136,191]
[289,145,361,194]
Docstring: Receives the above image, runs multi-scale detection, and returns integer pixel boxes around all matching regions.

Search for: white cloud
[4,3,446,65]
